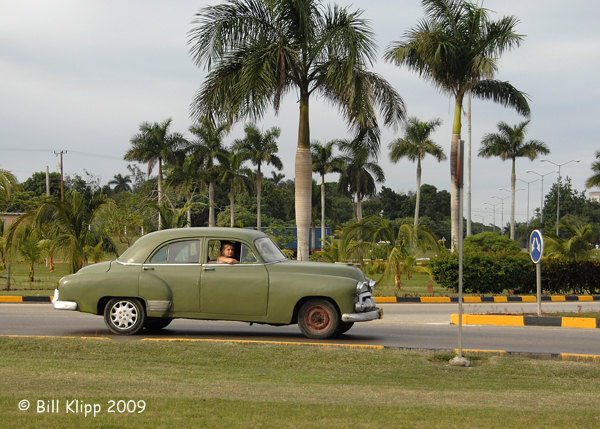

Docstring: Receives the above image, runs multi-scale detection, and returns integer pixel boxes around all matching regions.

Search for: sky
[1,0,599,227]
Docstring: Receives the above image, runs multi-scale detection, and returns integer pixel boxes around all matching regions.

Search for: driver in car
[217,242,239,264]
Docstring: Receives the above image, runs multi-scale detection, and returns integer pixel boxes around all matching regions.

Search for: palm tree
[478,120,549,239]
[7,191,116,273]
[311,140,343,242]
[389,117,445,234]
[338,138,384,221]
[234,124,283,230]
[108,173,132,193]
[544,217,594,261]
[124,118,187,229]
[188,117,229,227]
[384,0,530,250]
[188,0,406,260]
[0,169,18,209]
[219,149,253,227]
[585,151,600,189]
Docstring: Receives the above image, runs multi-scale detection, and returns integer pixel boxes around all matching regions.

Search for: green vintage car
[53,228,382,339]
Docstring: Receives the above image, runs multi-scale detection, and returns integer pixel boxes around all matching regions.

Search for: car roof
[117,227,268,263]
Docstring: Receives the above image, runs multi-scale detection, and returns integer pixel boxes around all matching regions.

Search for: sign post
[529,230,544,316]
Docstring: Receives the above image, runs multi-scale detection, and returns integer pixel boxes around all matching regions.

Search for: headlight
[356,281,370,295]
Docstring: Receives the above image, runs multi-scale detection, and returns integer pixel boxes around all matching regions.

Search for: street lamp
[517,178,540,227]
[491,195,508,234]
[540,159,580,235]
[526,169,558,224]
[484,202,499,231]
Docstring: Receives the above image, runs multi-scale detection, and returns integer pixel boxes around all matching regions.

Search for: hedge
[429,253,600,295]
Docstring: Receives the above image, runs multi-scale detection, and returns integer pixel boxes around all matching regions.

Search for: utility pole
[53,150,67,201]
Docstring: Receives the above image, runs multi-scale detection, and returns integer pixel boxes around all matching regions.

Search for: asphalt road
[1,302,600,355]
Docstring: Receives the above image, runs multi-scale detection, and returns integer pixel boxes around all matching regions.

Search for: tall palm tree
[107,173,132,193]
[124,118,187,229]
[389,117,445,234]
[311,140,343,241]
[188,0,406,260]
[338,137,384,221]
[219,149,253,227]
[188,117,229,227]
[478,120,549,239]
[384,0,530,250]
[234,124,283,230]
[585,151,600,189]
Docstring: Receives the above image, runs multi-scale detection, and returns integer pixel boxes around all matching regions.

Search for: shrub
[430,251,534,294]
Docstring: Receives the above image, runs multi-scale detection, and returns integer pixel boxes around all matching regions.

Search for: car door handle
[143,266,154,271]
[203,267,215,271]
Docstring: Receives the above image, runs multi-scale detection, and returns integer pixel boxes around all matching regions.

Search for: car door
[200,240,268,316]
[140,239,201,314]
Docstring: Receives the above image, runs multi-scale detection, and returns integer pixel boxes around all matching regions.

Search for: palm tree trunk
[321,176,326,245]
[510,158,516,240]
[450,95,464,252]
[356,194,363,221]
[208,181,215,227]
[257,165,262,231]
[157,159,163,230]
[230,183,235,228]
[29,261,34,282]
[295,93,312,261]
[414,159,422,234]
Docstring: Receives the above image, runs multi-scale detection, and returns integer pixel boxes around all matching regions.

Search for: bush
[429,251,534,294]
[536,259,600,295]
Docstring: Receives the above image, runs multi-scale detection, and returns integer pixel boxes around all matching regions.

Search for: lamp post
[491,196,508,234]
[484,202,499,231]
[526,169,558,224]
[518,178,540,228]
[540,159,580,236]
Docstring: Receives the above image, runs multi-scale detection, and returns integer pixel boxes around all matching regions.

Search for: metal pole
[536,263,542,316]
[556,166,561,236]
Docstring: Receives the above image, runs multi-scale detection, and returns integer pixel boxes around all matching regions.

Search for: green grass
[1,337,600,428]
[0,262,72,295]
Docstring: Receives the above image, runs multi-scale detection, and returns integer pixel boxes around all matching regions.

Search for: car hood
[267,260,366,282]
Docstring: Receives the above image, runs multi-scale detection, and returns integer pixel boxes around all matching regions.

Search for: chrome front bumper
[52,289,78,311]
[341,308,382,322]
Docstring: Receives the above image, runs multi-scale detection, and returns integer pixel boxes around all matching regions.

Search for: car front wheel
[298,299,340,339]
[104,298,145,335]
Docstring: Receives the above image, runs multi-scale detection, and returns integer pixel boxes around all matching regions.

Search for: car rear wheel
[144,317,173,331]
[298,299,340,339]
[104,298,145,335]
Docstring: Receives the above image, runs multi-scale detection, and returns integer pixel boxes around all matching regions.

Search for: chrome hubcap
[110,301,138,329]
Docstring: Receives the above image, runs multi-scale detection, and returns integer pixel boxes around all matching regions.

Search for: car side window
[239,244,258,264]
[206,240,256,264]
[149,240,200,264]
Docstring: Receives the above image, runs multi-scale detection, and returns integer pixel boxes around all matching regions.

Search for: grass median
[1,336,600,427]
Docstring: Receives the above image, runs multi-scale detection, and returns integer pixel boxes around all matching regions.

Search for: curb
[0,296,52,303]
[375,295,600,304]
[451,313,600,329]
[3,295,600,304]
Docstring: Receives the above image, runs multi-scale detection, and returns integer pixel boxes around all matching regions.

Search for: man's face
[222,245,235,257]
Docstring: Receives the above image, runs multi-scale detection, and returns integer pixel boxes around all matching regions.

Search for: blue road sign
[529,229,544,264]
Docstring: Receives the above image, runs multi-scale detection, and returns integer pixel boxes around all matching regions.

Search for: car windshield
[255,237,287,263]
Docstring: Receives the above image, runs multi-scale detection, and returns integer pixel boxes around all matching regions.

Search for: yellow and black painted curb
[375,295,600,304]
[0,296,53,303]
[3,295,600,304]
[451,313,600,329]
